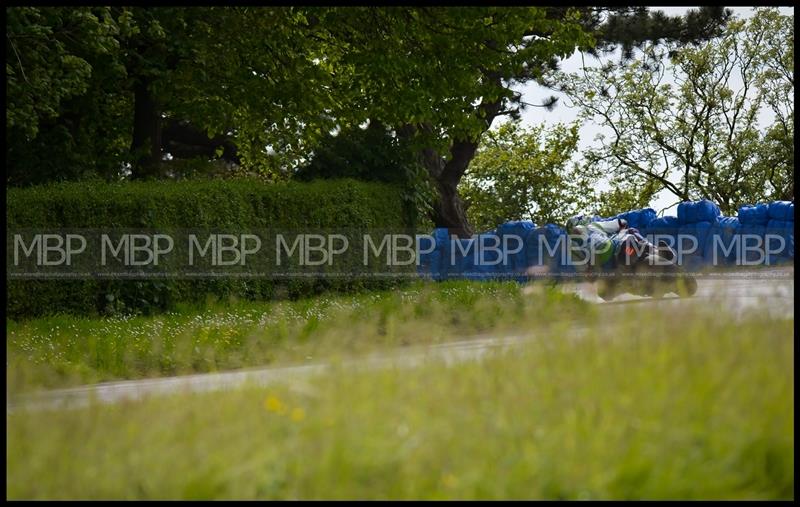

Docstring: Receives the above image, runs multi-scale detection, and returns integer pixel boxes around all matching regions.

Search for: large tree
[6,7,335,182]
[7,7,732,232]
[459,119,596,232]
[555,7,793,215]
[6,7,132,184]
[309,7,732,236]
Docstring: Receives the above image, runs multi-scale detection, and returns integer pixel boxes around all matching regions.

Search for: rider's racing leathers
[566,216,632,271]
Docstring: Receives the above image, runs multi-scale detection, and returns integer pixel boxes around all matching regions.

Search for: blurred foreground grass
[6,302,794,499]
[7,281,591,393]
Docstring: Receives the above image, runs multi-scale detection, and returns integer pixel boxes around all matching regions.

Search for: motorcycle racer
[565,215,632,271]
[565,214,695,300]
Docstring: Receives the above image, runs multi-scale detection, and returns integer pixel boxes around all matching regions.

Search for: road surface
[7,268,793,412]
[560,268,794,318]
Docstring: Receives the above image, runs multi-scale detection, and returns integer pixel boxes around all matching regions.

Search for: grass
[6,302,794,499]
[7,280,593,394]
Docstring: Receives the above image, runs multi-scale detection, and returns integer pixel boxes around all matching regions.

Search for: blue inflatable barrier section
[735,222,767,264]
[495,221,536,276]
[417,199,793,280]
[738,203,770,225]
[703,217,739,265]
[678,221,713,271]
[766,219,794,263]
[541,224,573,276]
[606,208,657,230]
[417,233,440,279]
[422,228,451,280]
[678,199,721,225]
[641,216,680,249]
[645,216,680,229]
[768,201,794,221]
[524,224,569,275]
[451,236,480,281]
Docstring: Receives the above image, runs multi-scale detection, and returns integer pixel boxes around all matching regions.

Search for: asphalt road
[561,267,795,318]
[8,268,794,412]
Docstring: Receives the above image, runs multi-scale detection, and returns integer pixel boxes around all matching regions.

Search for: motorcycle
[592,228,698,302]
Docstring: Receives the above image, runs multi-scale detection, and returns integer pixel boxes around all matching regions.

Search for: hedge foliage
[7,179,413,319]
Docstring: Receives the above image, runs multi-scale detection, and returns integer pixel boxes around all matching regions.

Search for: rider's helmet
[565,215,588,233]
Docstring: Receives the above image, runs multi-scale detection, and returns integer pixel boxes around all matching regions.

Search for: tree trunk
[399,89,504,238]
[404,136,491,238]
[432,177,473,238]
[425,138,481,238]
[418,114,502,238]
[130,78,162,179]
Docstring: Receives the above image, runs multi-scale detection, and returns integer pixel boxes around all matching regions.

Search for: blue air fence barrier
[700,219,791,266]
[735,222,767,265]
[766,220,794,264]
[703,217,740,266]
[417,200,793,280]
[678,199,721,225]
[451,236,478,280]
[495,221,536,281]
[495,221,536,268]
[641,216,680,256]
[738,203,770,226]
[539,223,577,277]
[417,228,450,280]
[522,225,570,279]
[439,233,513,281]
[523,228,543,275]
[439,230,466,281]
[416,233,441,280]
[457,235,500,281]
[677,221,714,271]
[768,201,794,221]
[643,215,680,232]
[605,208,657,230]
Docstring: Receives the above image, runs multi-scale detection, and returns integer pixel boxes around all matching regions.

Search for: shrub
[7,178,413,319]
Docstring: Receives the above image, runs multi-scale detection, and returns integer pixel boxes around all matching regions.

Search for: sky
[514,6,794,217]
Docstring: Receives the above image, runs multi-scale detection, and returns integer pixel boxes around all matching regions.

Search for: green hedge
[7,179,413,319]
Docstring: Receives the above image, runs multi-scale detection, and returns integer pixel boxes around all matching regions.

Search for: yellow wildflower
[263,395,286,414]
[290,407,306,422]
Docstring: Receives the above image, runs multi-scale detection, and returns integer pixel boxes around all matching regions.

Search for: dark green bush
[7,178,413,319]
[294,123,416,185]
[293,123,436,230]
